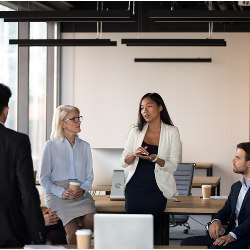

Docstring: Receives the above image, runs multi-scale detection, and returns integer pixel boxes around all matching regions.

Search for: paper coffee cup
[69,182,80,192]
[76,229,92,249]
[202,185,212,199]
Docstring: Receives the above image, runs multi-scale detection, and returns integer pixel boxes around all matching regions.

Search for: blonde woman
[40,105,96,245]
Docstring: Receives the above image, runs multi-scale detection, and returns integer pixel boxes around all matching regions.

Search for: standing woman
[121,93,181,242]
[40,105,96,245]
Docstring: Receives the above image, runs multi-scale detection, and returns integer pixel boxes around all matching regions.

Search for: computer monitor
[91,148,128,191]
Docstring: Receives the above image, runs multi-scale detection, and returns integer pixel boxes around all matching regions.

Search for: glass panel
[0,5,18,130]
[29,22,47,171]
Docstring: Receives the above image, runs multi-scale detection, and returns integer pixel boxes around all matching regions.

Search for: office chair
[169,163,195,234]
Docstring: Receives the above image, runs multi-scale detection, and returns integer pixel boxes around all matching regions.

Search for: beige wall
[61,32,249,195]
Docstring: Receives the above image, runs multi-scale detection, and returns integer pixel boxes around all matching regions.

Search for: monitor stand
[110,170,125,200]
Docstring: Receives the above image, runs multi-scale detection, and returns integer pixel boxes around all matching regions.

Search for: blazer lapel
[231,182,242,214]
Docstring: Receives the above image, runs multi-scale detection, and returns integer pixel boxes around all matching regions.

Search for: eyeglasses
[63,116,83,123]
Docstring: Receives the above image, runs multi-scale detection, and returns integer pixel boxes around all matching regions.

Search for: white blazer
[121,122,181,199]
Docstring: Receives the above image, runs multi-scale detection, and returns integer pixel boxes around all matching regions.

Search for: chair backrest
[174,163,195,196]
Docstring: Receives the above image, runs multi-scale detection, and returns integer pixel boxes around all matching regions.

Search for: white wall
[61,32,249,195]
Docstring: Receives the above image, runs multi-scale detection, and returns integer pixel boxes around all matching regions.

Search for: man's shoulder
[1,125,29,142]
[230,181,242,191]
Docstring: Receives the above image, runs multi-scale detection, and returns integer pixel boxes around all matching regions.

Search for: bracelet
[152,154,158,162]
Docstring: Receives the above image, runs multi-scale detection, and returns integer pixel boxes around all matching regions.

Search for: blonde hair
[50,105,80,140]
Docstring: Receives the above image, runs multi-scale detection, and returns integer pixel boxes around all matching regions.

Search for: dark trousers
[181,235,249,249]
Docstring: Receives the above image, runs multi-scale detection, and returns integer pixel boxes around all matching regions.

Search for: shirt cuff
[229,232,237,240]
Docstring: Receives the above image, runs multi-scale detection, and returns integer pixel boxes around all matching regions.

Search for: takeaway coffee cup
[202,185,212,199]
[76,229,92,249]
[69,182,80,192]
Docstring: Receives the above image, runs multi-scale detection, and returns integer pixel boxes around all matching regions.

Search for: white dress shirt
[40,137,94,198]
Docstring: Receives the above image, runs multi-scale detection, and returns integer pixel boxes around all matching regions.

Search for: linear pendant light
[1,10,132,22]
[122,39,226,46]
[134,58,212,62]
[9,39,117,46]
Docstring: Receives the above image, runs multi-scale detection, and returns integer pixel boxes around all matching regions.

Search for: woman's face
[61,110,81,135]
[140,97,162,123]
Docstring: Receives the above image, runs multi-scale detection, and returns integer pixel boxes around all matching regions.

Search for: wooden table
[93,195,226,245]
[195,163,213,176]
[192,176,221,195]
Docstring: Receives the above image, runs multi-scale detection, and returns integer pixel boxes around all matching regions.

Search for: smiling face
[61,110,81,136]
[140,97,162,124]
[232,148,249,175]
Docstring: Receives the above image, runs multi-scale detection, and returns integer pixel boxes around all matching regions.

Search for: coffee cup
[69,182,80,192]
[202,185,212,199]
[76,229,92,249]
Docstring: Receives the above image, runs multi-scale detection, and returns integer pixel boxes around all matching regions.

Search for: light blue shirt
[212,177,250,240]
[40,137,94,198]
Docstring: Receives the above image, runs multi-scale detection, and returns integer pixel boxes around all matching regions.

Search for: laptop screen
[94,213,153,249]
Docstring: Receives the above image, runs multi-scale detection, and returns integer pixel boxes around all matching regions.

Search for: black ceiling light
[0,10,134,22]
[9,39,117,46]
[134,58,212,63]
[149,10,250,22]
[121,39,226,46]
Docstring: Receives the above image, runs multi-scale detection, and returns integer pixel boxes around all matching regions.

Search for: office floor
[169,215,211,245]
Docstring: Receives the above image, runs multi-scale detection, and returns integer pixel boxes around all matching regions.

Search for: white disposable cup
[69,182,80,191]
[76,229,92,249]
[202,185,212,199]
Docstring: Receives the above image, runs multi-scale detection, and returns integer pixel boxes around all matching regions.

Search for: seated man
[181,142,250,249]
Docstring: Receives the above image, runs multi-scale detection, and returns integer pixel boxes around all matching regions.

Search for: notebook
[94,213,154,249]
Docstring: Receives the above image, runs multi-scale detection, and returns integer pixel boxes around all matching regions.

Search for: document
[210,196,228,200]
[24,245,65,249]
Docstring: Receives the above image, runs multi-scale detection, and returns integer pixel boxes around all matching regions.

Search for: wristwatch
[152,154,158,162]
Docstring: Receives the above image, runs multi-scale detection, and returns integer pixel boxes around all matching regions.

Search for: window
[0,5,17,130]
[29,22,47,171]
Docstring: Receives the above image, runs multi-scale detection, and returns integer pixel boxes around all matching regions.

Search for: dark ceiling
[1,1,250,32]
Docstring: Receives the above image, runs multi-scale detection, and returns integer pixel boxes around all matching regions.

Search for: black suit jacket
[0,123,46,247]
[213,180,250,239]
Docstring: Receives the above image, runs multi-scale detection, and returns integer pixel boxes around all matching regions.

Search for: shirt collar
[0,122,5,126]
[240,176,250,188]
[61,137,78,147]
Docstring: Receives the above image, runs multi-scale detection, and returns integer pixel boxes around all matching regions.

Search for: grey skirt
[45,179,96,226]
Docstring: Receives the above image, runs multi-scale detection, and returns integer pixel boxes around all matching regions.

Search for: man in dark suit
[0,83,46,247]
[181,142,250,249]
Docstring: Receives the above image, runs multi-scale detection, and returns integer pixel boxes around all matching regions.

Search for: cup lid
[201,185,211,188]
[69,182,80,186]
[75,229,92,235]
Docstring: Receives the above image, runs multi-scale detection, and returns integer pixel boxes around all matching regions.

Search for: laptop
[94,214,154,249]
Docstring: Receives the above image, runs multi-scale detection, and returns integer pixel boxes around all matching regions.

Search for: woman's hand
[138,154,156,161]
[62,188,85,200]
[43,208,59,226]
[62,188,77,199]
[133,146,149,157]
[73,188,85,199]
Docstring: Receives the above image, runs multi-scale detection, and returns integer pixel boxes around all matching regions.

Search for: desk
[192,176,221,196]
[93,195,226,245]
[195,163,213,176]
